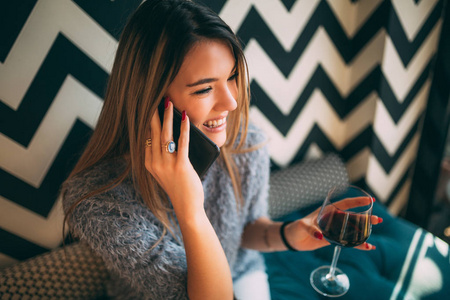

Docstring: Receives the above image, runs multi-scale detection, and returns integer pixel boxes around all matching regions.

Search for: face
[166,40,238,147]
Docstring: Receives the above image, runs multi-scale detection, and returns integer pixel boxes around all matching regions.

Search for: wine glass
[310,185,374,297]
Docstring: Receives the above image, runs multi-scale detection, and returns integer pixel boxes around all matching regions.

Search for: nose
[214,83,238,112]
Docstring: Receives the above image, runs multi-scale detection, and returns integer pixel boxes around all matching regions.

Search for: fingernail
[372,245,376,250]
[164,96,170,109]
[365,243,370,249]
[373,197,376,202]
[314,231,323,240]
[378,217,383,224]
[182,110,186,121]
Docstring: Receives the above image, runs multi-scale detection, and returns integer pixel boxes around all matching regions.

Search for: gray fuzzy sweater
[62,126,270,299]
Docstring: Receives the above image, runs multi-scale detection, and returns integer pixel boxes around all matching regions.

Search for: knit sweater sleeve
[62,167,188,299]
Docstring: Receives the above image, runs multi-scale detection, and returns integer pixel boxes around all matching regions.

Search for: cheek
[184,106,210,127]
[169,95,206,126]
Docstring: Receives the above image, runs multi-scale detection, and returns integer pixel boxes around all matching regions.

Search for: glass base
[310,266,349,297]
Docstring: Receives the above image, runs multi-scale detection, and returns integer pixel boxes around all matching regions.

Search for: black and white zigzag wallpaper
[0,0,448,267]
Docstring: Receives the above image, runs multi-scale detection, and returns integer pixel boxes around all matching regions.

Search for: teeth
[204,117,226,128]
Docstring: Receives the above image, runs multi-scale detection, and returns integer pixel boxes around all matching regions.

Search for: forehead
[176,40,236,81]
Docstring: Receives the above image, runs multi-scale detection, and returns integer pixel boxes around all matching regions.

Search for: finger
[355,242,376,251]
[312,228,324,241]
[150,107,162,162]
[371,215,383,225]
[144,137,152,172]
[333,196,373,210]
[297,219,327,244]
[161,97,174,146]
[176,111,189,159]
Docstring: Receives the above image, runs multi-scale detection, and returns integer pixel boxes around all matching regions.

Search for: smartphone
[158,98,220,178]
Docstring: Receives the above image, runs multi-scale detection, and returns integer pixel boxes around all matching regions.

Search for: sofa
[265,154,450,299]
[1,154,449,299]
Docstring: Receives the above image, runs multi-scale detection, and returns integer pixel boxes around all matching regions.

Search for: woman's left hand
[284,206,383,251]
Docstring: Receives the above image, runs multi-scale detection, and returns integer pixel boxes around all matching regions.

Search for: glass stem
[328,245,341,279]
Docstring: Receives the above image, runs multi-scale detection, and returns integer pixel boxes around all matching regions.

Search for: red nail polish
[373,197,376,202]
[182,110,186,121]
[365,243,370,249]
[314,231,323,240]
[378,217,383,223]
[164,97,170,109]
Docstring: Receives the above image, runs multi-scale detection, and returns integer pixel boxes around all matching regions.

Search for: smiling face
[166,40,238,147]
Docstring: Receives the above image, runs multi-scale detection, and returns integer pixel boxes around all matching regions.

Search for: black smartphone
[158,98,220,178]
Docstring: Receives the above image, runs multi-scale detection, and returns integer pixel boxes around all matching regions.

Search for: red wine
[318,210,371,247]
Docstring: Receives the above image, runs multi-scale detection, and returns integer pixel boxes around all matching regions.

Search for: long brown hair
[62,0,251,241]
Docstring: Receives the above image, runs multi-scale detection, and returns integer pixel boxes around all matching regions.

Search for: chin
[199,124,227,147]
[208,134,226,148]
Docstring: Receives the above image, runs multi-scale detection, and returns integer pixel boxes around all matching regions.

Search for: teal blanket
[264,203,450,299]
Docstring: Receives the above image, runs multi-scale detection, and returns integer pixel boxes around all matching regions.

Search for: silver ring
[162,141,176,153]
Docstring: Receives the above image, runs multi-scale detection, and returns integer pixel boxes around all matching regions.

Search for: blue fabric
[264,203,450,299]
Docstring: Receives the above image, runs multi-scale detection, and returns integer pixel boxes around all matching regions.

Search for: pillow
[268,153,349,219]
[0,242,108,299]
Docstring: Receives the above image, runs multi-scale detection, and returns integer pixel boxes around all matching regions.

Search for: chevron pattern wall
[0,0,447,267]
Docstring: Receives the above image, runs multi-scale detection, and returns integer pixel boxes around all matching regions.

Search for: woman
[62,1,381,299]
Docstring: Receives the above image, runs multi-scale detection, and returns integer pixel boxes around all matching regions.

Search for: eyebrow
[186,78,218,87]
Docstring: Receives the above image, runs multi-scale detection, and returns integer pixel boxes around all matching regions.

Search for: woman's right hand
[145,98,233,300]
[144,97,205,217]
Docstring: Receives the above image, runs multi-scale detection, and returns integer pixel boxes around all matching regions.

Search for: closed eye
[192,87,212,95]
[191,73,238,95]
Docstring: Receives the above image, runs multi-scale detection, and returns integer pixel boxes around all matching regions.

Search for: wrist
[176,208,209,229]
[171,194,205,221]
[280,221,299,252]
